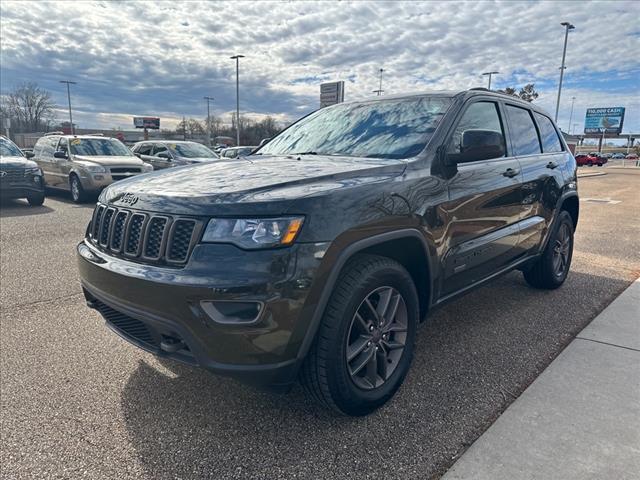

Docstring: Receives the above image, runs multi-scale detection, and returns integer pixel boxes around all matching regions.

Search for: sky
[1,0,639,134]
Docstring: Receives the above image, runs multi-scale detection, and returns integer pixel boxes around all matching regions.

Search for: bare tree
[2,82,56,133]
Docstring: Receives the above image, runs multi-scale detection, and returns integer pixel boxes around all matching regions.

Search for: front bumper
[0,179,44,199]
[77,239,328,391]
[77,171,147,192]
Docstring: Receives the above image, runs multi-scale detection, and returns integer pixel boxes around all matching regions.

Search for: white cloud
[1,0,638,131]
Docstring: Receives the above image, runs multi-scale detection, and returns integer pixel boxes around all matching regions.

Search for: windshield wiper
[291,151,319,155]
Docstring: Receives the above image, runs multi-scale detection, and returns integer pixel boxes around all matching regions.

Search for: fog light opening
[200,300,264,325]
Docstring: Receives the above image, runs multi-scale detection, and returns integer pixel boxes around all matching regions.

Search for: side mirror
[449,130,505,164]
[157,151,171,160]
[53,151,68,159]
[25,151,35,159]
[133,152,142,158]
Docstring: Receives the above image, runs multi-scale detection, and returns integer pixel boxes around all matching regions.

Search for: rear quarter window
[505,105,542,156]
[534,112,563,153]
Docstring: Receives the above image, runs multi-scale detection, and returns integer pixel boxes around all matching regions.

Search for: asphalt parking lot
[1,169,639,480]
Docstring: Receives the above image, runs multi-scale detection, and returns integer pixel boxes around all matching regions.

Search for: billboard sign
[133,117,160,129]
[584,107,625,134]
[320,81,345,108]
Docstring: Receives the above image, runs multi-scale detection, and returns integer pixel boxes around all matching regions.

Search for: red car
[575,153,606,167]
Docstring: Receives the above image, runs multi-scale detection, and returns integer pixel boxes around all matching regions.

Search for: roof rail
[470,87,490,92]
[44,131,64,136]
[87,133,104,136]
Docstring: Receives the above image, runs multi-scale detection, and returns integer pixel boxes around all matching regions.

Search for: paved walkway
[443,278,640,480]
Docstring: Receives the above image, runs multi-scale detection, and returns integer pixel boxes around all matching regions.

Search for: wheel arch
[296,229,436,363]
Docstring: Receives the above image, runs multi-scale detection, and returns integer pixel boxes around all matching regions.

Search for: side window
[505,105,542,156]
[33,138,46,156]
[38,137,56,158]
[534,112,563,153]
[57,138,68,154]
[448,101,506,163]
[136,144,153,156]
[153,144,168,156]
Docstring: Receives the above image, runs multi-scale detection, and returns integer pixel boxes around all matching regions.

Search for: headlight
[142,162,153,172]
[84,164,106,173]
[202,217,304,249]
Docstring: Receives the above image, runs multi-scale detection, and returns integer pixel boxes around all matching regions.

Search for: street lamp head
[230,55,245,60]
[561,22,575,30]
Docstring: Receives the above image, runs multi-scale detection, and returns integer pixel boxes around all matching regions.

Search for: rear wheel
[300,254,418,416]
[27,192,45,206]
[69,174,87,203]
[587,160,593,167]
[523,211,574,289]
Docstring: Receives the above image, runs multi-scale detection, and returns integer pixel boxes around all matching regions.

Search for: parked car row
[575,153,607,167]
[2,132,259,204]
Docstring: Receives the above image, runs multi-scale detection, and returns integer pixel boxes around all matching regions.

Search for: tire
[300,254,419,416]
[523,211,574,290]
[27,192,45,206]
[587,161,593,167]
[597,163,602,167]
[69,174,87,203]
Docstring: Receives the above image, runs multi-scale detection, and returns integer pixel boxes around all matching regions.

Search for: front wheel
[587,161,593,167]
[300,254,419,416]
[523,211,574,289]
[69,174,87,203]
[27,192,45,206]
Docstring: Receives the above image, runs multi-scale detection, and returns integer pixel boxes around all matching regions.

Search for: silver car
[32,134,152,203]
[219,146,257,159]
[132,140,219,170]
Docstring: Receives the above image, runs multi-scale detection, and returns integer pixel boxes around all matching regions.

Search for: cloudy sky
[1,0,639,134]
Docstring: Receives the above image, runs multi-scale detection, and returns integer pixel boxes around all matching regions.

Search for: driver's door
[54,138,72,188]
[439,99,525,296]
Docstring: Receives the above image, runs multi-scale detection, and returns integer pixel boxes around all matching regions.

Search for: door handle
[502,168,520,178]
[546,161,558,169]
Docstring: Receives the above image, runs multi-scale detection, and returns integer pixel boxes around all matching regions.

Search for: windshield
[0,138,23,157]
[169,142,217,158]
[70,138,132,156]
[259,96,451,160]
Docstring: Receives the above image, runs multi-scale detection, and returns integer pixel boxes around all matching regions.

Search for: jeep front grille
[88,203,202,266]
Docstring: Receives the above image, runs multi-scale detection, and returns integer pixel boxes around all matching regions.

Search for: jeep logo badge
[0,171,6,178]
[118,192,139,206]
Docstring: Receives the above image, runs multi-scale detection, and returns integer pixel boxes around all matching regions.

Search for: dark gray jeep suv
[78,89,578,415]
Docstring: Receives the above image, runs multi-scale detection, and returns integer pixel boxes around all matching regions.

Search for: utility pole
[204,96,214,146]
[482,71,499,90]
[59,80,77,134]
[230,54,244,146]
[182,116,186,141]
[568,96,576,133]
[555,22,575,122]
[372,68,384,96]
[600,127,606,154]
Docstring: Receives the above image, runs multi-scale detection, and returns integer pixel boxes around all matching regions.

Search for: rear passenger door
[503,105,565,254]
[151,144,173,169]
[135,143,156,165]
[441,99,525,296]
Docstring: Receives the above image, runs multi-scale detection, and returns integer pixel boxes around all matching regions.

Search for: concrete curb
[443,278,640,480]
[577,171,607,178]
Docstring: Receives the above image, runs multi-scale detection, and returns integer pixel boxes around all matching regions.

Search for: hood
[0,156,37,168]
[73,155,145,166]
[101,154,406,216]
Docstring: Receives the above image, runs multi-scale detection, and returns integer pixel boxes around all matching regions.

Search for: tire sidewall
[326,263,419,415]
[543,211,574,286]
[70,175,82,203]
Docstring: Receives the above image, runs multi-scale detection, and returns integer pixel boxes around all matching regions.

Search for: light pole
[568,96,576,133]
[572,123,579,135]
[555,22,575,122]
[204,96,214,146]
[600,127,606,154]
[482,71,499,90]
[59,80,77,134]
[373,68,384,96]
[230,54,244,146]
